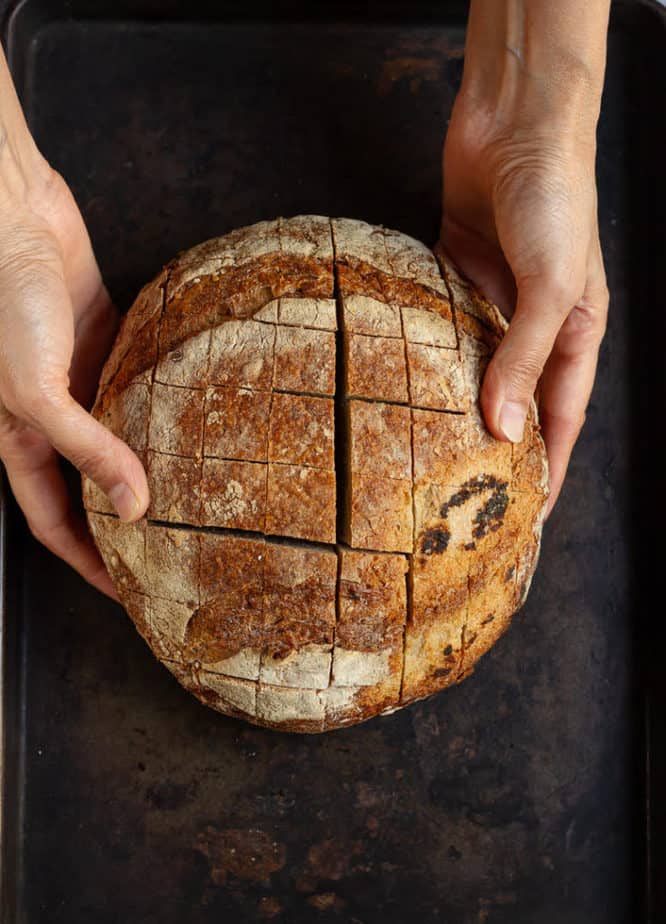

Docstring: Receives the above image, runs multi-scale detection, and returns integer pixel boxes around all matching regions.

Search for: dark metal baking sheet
[1,1,662,921]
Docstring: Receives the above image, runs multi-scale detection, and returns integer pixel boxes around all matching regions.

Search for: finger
[480,270,586,444]
[69,284,119,409]
[440,215,517,318]
[0,419,118,599]
[538,259,609,516]
[14,386,149,523]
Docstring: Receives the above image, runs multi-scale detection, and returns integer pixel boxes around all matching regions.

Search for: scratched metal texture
[1,1,661,921]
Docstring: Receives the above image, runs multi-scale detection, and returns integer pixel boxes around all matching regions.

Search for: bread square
[204,386,271,462]
[199,532,265,602]
[208,319,275,390]
[337,549,407,650]
[412,408,512,486]
[253,299,280,323]
[155,329,212,387]
[279,214,334,262]
[256,685,326,725]
[383,226,449,295]
[268,392,335,469]
[145,525,200,607]
[262,542,337,647]
[266,464,336,543]
[148,382,205,458]
[191,533,265,667]
[200,458,267,531]
[146,450,201,524]
[278,297,337,330]
[346,472,413,553]
[331,217,391,273]
[406,342,469,412]
[273,326,336,396]
[199,673,259,716]
[346,333,409,403]
[98,380,151,452]
[342,294,402,337]
[88,514,147,595]
[149,596,196,659]
[260,643,332,689]
[348,399,411,480]
[401,306,456,349]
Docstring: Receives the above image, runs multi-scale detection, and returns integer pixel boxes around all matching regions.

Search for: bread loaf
[83,216,548,732]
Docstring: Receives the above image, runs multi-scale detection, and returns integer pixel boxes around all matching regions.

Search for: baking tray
[0,1,663,921]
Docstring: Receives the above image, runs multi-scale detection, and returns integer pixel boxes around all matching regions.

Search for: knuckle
[559,299,608,353]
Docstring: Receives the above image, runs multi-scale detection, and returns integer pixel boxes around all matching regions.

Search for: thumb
[480,273,584,443]
[25,386,149,521]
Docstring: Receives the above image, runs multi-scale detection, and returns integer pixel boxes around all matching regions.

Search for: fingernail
[107,483,141,521]
[499,401,526,443]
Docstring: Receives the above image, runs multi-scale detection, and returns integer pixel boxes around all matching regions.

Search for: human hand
[0,71,149,595]
[441,0,611,514]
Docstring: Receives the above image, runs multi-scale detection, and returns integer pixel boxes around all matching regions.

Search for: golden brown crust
[146,451,202,525]
[95,271,166,414]
[85,215,548,733]
[268,393,335,471]
[405,341,469,412]
[348,400,412,482]
[261,543,338,653]
[411,408,512,487]
[266,464,336,544]
[273,326,336,396]
[341,294,402,338]
[327,550,408,720]
[336,549,407,651]
[201,458,267,532]
[203,387,271,463]
[346,472,414,554]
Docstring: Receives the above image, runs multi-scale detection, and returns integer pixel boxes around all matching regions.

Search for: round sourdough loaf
[83,216,548,732]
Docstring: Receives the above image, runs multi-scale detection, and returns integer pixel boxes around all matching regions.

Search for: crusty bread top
[84,216,548,733]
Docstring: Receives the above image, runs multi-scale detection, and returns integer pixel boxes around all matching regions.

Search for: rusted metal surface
[2,1,660,920]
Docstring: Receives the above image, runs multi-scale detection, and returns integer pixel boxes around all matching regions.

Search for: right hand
[0,158,149,598]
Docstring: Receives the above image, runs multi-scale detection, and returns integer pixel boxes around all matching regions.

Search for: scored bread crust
[83,216,548,733]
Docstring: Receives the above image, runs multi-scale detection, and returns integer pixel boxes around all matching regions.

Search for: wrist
[451,85,598,166]
[0,51,51,207]
[460,0,609,144]
[0,125,53,211]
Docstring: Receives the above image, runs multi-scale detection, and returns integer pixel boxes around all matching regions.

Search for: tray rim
[0,1,664,921]
[0,479,7,920]
[0,474,24,924]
